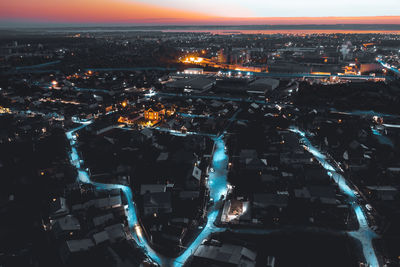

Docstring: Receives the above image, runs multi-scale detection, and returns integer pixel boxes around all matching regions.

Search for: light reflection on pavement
[66,124,230,266]
[65,119,380,267]
[289,127,379,267]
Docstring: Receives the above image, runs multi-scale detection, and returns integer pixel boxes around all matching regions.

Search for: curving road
[376,58,400,76]
[65,118,380,267]
[289,127,379,267]
[66,123,230,266]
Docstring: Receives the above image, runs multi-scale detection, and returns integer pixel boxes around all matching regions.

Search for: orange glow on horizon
[214,16,400,25]
[0,0,216,24]
[0,0,400,25]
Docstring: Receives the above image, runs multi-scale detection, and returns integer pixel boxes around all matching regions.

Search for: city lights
[2,13,399,267]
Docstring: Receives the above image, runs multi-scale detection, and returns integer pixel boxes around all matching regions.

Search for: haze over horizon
[1,0,400,27]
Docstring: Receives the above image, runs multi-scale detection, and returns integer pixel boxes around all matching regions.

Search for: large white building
[184,68,204,75]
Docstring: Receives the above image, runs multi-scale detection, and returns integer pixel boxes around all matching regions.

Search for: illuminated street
[289,127,379,267]
[2,18,400,267]
[377,58,400,76]
[66,122,231,266]
[64,114,382,267]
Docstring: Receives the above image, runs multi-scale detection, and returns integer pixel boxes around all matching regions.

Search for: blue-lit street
[66,124,166,265]
[289,127,379,267]
[66,122,231,266]
[65,116,383,267]
[377,58,400,76]
[172,136,229,266]
[64,110,385,267]
[3,20,400,267]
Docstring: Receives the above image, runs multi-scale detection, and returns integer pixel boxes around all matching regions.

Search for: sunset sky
[1,0,400,25]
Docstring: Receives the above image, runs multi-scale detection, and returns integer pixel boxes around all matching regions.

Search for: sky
[1,0,400,25]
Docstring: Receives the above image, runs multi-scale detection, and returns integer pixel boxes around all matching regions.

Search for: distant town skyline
[1,0,400,26]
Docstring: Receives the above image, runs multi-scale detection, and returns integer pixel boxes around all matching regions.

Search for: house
[307,185,337,205]
[304,168,330,184]
[179,191,200,200]
[294,187,312,199]
[52,215,81,239]
[93,213,114,227]
[280,152,311,165]
[50,197,69,218]
[365,186,399,201]
[156,152,169,162]
[239,149,268,171]
[92,230,110,245]
[181,125,188,134]
[144,105,165,121]
[89,122,116,135]
[104,223,126,243]
[250,103,260,110]
[170,217,190,225]
[60,239,95,264]
[261,174,280,183]
[94,195,122,209]
[140,184,167,195]
[210,100,223,108]
[118,114,143,125]
[245,158,268,171]
[239,150,258,164]
[192,243,257,267]
[221,199,250,223]
[186,166,202,190]
[192,166,202,181]
[253,193,289,209]
[280,132,302,151]
[172,149,197,165]
[143,192,172,216]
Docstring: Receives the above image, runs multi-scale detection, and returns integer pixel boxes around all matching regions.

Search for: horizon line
[1,16,400,27]
[2,23,400,28]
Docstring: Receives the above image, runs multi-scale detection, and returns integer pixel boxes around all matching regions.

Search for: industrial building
[166,77,216,93]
